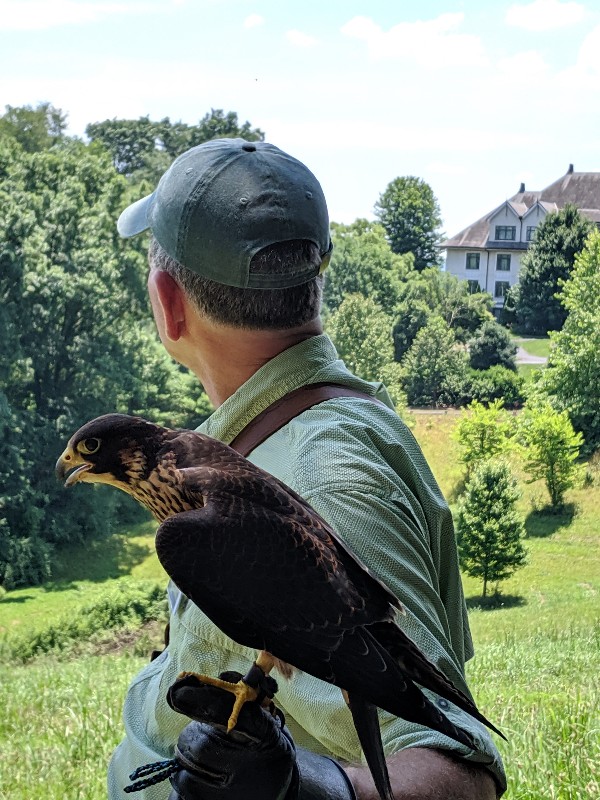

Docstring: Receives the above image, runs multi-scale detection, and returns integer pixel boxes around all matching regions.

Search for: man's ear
[148,269,188,342]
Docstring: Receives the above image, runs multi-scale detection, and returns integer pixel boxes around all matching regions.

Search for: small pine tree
[456,460,527,598]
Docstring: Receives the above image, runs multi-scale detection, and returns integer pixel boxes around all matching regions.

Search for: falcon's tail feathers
[346,693,395,800]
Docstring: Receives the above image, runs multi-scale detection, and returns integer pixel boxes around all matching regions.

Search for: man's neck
[186,318,323,407]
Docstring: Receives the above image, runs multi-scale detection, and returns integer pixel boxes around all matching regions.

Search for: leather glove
[164,672,356,800]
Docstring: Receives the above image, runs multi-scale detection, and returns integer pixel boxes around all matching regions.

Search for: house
[441,165,600,309]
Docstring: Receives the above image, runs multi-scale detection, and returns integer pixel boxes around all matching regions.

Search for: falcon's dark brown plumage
[56,413,504,800]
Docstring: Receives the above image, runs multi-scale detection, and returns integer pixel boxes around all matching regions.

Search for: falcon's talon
[176,671,260,732]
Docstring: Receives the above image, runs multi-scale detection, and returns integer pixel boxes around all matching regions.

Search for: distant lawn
[512,335,552,359]
[0,520,164,639]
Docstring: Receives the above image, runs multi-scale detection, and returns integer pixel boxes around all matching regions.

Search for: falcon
[56,413,504,800]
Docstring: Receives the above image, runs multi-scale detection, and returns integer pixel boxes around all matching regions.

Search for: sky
[2,0,600,238]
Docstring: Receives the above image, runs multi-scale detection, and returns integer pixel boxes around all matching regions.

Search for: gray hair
[148,238,323,330]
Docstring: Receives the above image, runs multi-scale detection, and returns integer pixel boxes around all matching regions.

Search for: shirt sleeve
[285,486,506,792]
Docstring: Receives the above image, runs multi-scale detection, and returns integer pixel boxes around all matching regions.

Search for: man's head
[117,138,332,329]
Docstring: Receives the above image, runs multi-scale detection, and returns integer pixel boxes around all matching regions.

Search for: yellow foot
[176,671,259,732]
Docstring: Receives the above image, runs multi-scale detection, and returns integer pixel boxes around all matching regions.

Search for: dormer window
[495,225,516,241]
[526,226,537,241]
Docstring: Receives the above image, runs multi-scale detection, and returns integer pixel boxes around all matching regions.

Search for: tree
[468,320,517,371]
[454,400,514,474]
[394,268,493,351]
[456,460,527,598]
[323,220,412,315]
[86,110,264,178]
[539,229,600,449]
[508,205,593,334]
[325,294,406,410]
[374,176,443,270]
[519,403,583,509]
[327,294,395,380]
[0,102,67,152]
[0,135,210,587]
[401,316,469,406]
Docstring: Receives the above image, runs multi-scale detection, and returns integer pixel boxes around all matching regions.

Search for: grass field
[512,336,552,360]
[1,411,598,799]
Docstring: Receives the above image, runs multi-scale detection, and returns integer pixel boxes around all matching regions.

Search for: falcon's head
[56,413,169,494]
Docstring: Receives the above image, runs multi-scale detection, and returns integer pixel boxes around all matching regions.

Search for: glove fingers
[167,673,282,744]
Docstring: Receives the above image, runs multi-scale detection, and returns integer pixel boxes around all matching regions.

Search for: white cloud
[265,119,533,154]
[506,0,585,31]
[497,50,550,78]
[285,29,318,48]
[340,13,488,68]
[425,161,466,177]
[575,23,600,74]
[0,0,157,30]
[243,13,264,29]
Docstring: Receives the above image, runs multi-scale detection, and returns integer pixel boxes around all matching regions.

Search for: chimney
[519,182,525,193]
[567,163,574,174]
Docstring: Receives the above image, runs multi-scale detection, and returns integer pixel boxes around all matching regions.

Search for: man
[111,138,506,799]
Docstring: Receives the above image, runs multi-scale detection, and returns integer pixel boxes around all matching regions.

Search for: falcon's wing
[155,489,394,675]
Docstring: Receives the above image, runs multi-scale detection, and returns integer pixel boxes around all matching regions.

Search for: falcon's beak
[55,447,92,487]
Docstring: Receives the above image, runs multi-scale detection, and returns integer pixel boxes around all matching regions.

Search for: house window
[495,281,511,299]
[467,280,480,294]
[526,226,537,241]
[495,225,516,241]
[466,253,480,270]
[496,254,511,271]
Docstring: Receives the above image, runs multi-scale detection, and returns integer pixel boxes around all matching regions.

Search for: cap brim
[117,192,155,238]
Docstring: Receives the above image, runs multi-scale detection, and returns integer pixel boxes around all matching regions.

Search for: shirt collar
[198,334,358,443]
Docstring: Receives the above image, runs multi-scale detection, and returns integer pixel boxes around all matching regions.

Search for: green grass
[0,521,165,639]
[512,335,552,359]
[1,412,599,798]
[0,653,146,800]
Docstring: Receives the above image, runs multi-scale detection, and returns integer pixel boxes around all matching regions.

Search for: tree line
[1,102,599,588]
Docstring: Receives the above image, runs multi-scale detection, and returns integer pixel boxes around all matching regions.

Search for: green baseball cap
[117,138,332,289]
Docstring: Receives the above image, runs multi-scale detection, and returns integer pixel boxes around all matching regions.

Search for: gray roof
[441,168,600,249]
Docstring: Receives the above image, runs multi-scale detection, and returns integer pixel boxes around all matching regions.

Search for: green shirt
[108,334,506,798]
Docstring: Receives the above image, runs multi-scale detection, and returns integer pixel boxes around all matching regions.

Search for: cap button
[242,142,257,152]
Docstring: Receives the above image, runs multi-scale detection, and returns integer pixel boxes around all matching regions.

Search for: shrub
[461,366,525,408]
[5,580,167,662]
[468,320,517,371]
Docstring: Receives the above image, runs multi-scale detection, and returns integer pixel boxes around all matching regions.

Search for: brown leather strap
[229,382,387,457]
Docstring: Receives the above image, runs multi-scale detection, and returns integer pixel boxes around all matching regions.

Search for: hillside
[0,411,598,800]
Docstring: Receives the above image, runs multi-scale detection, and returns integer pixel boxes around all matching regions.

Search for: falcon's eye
[78,438,101,455]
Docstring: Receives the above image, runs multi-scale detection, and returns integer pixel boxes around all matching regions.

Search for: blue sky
[2,0,600,237]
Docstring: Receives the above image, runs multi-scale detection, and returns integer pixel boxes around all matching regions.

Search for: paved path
[516,347,547,365]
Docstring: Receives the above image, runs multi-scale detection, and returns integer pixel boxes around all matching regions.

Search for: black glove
[164,672,356,800]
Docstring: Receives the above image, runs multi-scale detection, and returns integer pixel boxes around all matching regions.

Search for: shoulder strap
[229,382,387,458]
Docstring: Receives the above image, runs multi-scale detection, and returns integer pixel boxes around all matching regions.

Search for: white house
[441,165,600,309]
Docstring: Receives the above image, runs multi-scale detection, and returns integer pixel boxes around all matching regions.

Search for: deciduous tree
[455,399,514,474]
[374,176,443,270]
[86,110,264,178]
[323,220,412,315]
[519,403,583,509]
[326,294,394,380]
[0,135,210,586]
[401,316,468,406]
[540,229,600,449]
